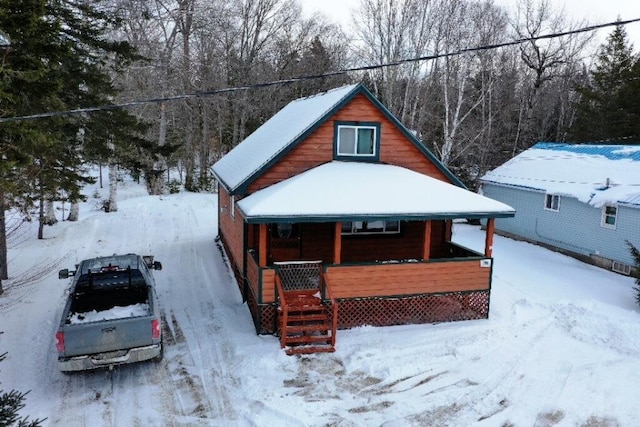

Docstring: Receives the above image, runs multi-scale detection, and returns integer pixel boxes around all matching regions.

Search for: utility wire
[1,17,639,123]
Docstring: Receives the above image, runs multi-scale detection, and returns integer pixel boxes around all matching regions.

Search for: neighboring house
[212,83,514,354]
[481,142,640,275]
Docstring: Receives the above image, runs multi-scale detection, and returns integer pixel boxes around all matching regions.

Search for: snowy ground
[0,174,638,427]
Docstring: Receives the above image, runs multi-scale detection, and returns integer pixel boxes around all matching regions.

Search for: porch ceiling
[238,161,515,223]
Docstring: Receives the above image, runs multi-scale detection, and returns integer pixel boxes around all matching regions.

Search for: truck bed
[56,254,163,371]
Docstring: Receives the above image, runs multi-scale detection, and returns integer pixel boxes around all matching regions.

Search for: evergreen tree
[0,352,44,426]
[0,0,152,282]
[569,24,640,143]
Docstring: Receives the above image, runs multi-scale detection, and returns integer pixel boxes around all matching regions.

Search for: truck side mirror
[59,269,69,279]
[152,261,163,271]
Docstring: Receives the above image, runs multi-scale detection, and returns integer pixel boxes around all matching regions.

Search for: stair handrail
[322,272,338,348]
[274,273,289,348]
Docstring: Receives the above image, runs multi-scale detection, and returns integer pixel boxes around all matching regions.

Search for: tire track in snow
[157,200,241,424]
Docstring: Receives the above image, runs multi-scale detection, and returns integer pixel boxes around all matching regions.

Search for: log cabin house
[212,83,515,354]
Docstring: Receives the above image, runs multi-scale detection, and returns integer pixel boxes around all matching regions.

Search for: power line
[1,17,639,123]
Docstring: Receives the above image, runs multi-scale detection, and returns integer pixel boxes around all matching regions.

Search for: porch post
[422,220,432,260]
[484,218,495,258]
[333,222,342,264]
[259,223,268,267]
[445,219,452,241]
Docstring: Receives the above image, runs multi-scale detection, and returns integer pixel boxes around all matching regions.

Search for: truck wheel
[154,344,164,363]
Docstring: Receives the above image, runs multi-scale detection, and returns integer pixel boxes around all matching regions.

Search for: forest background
[1,0,640,287]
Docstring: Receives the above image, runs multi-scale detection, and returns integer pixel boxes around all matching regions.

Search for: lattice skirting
[251,291,490,334]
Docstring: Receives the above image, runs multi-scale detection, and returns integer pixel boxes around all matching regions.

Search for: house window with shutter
[544,194,560,212]
[334,122,380,160]
[601,205,617,229]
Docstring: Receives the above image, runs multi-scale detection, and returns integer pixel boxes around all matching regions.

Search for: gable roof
[481,142,640,208]
[212,83,463,194]
[238,161,515,223]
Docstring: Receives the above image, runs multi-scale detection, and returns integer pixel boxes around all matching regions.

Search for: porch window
[601,205,617,229]
[341,220,400,235]
[544,194,559,212]
[335,122,380,159]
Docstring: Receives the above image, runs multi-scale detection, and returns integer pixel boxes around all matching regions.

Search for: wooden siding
[248,93,450,194]
[218,187,245,274]
[261,268,276,303]
[325,260,490,299]
[246,250,260,297]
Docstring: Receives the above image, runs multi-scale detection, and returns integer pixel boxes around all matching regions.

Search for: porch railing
[274,261,338,350]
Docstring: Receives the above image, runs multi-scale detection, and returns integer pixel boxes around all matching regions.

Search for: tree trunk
[38,194,45,240]
[108,162,118,213]
[0,189,7,291]
[44,200,57,226]
[67,201,80,221]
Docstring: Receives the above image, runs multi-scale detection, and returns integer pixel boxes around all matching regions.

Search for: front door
[269,223,301,262]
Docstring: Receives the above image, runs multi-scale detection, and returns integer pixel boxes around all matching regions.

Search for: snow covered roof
[238,161,515,222]
[212,84,360,193]
[481,142,640,208]
[212,83,464,194]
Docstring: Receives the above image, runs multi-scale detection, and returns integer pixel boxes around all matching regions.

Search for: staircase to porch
[275,261,338,355]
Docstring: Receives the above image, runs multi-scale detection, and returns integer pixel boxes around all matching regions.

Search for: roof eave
[241,211,516,224]
[357,85,467,189]
[229,84,363,195]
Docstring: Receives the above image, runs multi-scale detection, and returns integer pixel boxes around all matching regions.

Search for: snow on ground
[0,173,638,426]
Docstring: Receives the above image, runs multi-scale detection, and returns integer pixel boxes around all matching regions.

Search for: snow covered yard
[0,176,638,426]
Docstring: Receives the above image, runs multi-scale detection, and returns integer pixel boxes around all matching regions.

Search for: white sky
[299,0,640,49]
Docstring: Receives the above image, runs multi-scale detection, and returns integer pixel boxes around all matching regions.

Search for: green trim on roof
[240,211,515,224]
[356,84,467,189]
[228,82,465,195]
[232,84,362,195]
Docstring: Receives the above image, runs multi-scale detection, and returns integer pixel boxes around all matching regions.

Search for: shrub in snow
[0,353,44,426]
[168,179,181,194]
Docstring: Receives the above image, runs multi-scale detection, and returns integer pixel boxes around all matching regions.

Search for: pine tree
[0,353,44,426]
[629,242,640,307]
[0,0,153,283]
[569,24,639,143]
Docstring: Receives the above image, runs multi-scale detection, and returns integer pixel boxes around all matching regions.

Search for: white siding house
[480,142,640,274]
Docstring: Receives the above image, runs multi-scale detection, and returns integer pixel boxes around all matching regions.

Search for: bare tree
[511,0,593,152]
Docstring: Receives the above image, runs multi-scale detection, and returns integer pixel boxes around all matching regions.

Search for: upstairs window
[601,205,617,229]
[342,220,400,235]
[335,122,380,159]
[544,194,560,212]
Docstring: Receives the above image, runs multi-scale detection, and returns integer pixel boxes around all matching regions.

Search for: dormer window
[334,122,380,160]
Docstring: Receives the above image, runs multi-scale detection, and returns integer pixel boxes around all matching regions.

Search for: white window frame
[612,261,631,275]
[336,125,377,157]
[341,220,400,235]
[544,194,560,212]
[601,205,617,229]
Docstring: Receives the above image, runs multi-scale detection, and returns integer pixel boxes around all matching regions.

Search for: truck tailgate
[61,315,156,357]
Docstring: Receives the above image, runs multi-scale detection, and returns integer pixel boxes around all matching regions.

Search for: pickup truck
[55,253,163,372]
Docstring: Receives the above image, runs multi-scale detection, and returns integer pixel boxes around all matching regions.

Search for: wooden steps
[277,289,337,355]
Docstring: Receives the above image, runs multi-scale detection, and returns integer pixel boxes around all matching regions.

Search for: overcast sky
[299,0,640,50]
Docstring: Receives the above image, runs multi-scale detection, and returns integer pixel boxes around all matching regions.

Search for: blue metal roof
[534,142,640,162]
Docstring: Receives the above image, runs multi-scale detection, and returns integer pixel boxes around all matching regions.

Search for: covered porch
[242,217,498,333]
[235,161,514,351]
